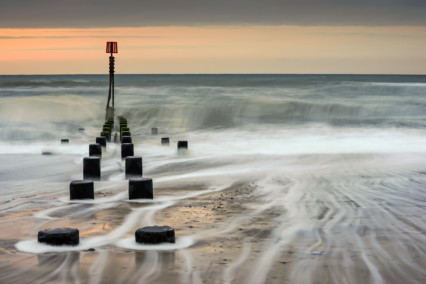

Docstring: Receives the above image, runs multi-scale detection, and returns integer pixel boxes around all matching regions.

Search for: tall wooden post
[106,42,117,121]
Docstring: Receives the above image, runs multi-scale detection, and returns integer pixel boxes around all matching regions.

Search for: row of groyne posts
[38,117,188,247]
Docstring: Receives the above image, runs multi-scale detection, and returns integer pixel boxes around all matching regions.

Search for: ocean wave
[0,79,106,88]
[0,75,107,88]
[0,94,102,123]
[369,82,426,87]
[2,74,425,89]
[119,97,426,130]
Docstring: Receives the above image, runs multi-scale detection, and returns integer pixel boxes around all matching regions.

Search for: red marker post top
[106,42,118,53]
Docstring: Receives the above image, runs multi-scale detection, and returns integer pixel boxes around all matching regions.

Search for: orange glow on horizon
[0,26,425,74]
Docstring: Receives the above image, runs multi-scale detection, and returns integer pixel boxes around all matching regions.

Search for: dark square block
[121,143,134,159]
[100,131,111,142]
[161,137,169,145]
[135,226,175,244]
[83,157,101,180]
[121,131,131,140]
[129,178,152,199]
[89,144,102,157]
[177,141,188,149]
[96,136,107,147]
[38,228,79,246]
[70,180,94,200]
[125,156,142,178]
[121,136,132,144]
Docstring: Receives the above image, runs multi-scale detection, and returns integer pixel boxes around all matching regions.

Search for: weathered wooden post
[122,136,132,143]
[96,136,107,147]
[83,157,101,180]
[121,143,134,159]
[38,228,79,246]
[135,226,175,244]
[129,178,152,199]
[125,156,142,178]
[70,180,94,200]
[177,141,188,149]
[89,144,102,157]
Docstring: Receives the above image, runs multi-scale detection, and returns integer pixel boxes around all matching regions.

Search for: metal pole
[111,51,115,108]
[106,53,114,109]
[105,42,116,121]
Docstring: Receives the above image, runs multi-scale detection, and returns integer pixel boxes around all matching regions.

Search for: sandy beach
[1,167,426,284]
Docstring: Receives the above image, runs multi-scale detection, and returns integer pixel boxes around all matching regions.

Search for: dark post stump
[129,178,152,199]
[122,143,134,159]
[96,136,107,147]
[177,141,188,149]
[121,131,131,140]
[121,136,132,144]
[151,128,158,135]
[61,139,69,144]
[125,156,142,178]
[89,144,102,157]
[101,131,111,142]
[83,157,101,180]
[38,228,79,246]
[161,137,170,145]
[135,226,175,244]
[70,180,94,200]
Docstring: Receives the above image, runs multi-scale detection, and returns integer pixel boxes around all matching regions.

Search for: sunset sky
[0,0,425,75]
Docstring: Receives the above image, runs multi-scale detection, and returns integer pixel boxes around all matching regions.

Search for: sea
[0,74,425,283]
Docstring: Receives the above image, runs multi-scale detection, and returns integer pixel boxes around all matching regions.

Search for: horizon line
[1,73,425,76]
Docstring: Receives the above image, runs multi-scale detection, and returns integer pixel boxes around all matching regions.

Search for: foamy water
[1,74,426,283]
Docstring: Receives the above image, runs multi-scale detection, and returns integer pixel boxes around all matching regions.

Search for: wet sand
[1,126,426,284]
[1,173,425,284]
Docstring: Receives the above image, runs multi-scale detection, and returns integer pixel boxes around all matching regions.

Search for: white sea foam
[16,239,99,254]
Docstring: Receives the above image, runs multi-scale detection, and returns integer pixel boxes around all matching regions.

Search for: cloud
[0,0,425,28]
[0,35,161,39]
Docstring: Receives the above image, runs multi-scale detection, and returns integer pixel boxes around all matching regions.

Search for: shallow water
[0,74,425,283]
